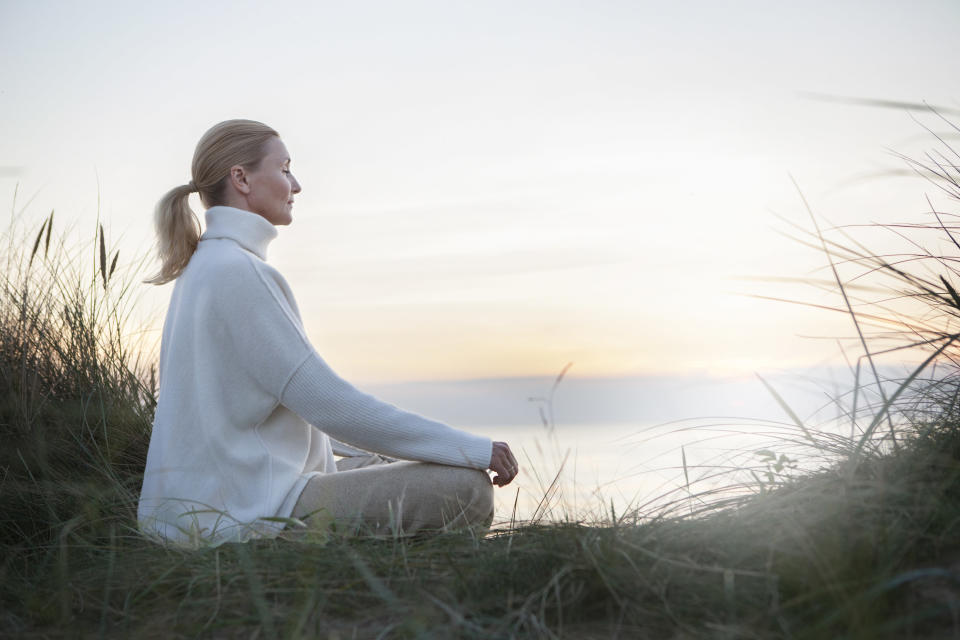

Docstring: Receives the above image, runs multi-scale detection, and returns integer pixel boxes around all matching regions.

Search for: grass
[4,114,960,637]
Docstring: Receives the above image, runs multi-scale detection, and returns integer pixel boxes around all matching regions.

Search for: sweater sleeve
[281,351,494,470]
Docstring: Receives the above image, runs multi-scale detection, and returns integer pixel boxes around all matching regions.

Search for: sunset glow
[2,0,957,386]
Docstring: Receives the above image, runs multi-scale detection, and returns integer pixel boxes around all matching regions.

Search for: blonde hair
[143,119,280,285]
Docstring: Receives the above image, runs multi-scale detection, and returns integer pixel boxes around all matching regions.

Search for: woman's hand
[489,441,519,487]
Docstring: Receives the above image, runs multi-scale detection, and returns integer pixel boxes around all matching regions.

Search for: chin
[271,210,293,226]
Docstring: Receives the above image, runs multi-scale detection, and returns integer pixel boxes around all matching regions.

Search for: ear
[228,165,252,195]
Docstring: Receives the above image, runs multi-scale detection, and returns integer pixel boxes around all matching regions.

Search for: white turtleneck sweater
[137,205,493,546]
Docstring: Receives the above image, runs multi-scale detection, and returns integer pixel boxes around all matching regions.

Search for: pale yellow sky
[2,0,958,384]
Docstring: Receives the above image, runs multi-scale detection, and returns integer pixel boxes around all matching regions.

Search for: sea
[361,367,903,524]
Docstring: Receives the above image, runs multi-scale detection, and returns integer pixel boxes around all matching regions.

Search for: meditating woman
[137,119,518,546]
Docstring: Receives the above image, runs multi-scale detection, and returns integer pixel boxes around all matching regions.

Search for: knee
[448,468,494,528]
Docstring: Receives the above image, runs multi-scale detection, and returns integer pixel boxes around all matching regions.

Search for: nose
[291,175,302,194]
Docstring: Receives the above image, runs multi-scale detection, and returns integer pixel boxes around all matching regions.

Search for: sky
[2,0,959,397]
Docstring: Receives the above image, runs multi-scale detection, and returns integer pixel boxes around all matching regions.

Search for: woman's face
[244,136,301,226]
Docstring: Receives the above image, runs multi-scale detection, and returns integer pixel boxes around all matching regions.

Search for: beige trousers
[288,454,494,538]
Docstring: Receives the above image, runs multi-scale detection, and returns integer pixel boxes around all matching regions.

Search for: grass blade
[854,333,959,460]
[109,250,119,281]
[44,209,54,258]
[756,373,819,449]
[29,215,48,267]
[99,223,107,290]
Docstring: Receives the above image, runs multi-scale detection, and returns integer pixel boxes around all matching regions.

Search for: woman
[138,119,519,546]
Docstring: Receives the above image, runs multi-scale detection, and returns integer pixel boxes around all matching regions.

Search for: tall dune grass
[0,196,157,551]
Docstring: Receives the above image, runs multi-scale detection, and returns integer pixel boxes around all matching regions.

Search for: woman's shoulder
[190,240,283,280]
[186,242,293,305]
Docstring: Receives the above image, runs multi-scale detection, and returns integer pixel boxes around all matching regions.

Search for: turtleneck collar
[200,206,279,261]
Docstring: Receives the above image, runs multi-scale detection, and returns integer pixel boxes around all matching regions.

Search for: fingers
[493,467,516,486]
[490,441,519,487]
[505,444,518,470]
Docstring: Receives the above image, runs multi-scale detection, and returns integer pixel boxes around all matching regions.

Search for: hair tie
[187,180,197,192]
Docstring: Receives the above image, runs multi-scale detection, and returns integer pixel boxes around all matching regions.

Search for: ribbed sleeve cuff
[437,433,493,470]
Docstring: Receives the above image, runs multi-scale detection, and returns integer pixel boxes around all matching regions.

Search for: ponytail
[142,183,201,285]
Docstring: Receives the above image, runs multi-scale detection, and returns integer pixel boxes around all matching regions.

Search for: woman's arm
[211,253,501,474]
[281,350,494,470]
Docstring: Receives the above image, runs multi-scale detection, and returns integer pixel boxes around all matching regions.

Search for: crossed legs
[289,455,494,538]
